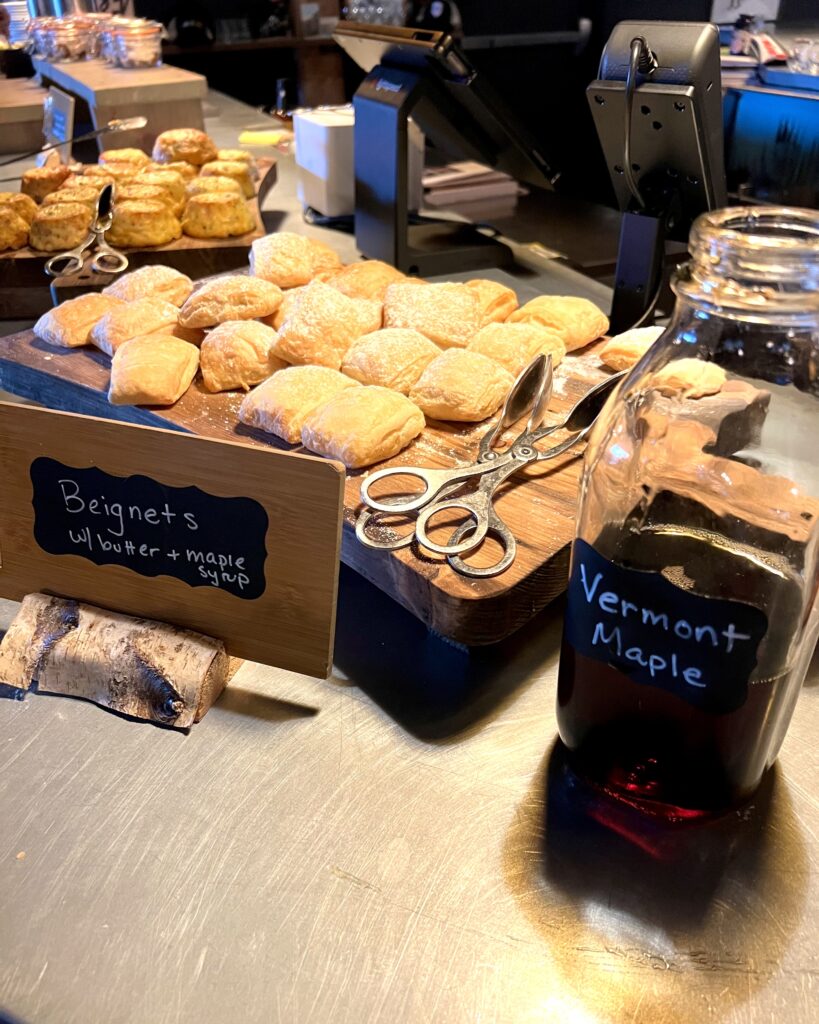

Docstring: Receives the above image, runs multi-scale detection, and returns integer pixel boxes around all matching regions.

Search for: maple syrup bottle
[557,207,819,818]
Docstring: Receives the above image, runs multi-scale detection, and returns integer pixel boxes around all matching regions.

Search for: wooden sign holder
[0,403,345,705]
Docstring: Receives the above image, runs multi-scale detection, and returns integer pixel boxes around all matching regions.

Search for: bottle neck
[673,206,819,326]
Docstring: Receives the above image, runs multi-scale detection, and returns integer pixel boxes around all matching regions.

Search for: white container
[295,105,424,218]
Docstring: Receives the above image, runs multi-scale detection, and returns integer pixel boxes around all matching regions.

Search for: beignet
[341,328,440,394]
[273,280,382,369]
[200,320,286,392]
[410,349,514,422]
[383,282,479,348]
[238,365,359,443]
[301,386,425,468]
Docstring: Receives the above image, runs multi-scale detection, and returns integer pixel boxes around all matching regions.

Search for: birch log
[0,593,228,727]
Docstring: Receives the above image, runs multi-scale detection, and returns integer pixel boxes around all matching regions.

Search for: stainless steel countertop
[0,90,817,1024]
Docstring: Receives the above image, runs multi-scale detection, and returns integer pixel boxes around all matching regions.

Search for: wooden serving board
[0,159,277,318]
[0,328,613,645]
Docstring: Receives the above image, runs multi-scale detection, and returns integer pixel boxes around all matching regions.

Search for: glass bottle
[556,206,819,818]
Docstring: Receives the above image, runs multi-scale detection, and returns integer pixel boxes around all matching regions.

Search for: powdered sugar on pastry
[200,320,286,392]
[239,364,359,443]
[178,275,283,328]
[509,295,609,351]
[274,280,382,369]
[103,265,193,306]
[410,349,514,422]
[342,328,440,393]
[301,386,425,468]
[383,282,480,348]
[468,322,565,376]
[250,232,342,288]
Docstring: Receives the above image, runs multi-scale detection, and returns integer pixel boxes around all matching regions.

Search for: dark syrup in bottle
[556,522,803,818]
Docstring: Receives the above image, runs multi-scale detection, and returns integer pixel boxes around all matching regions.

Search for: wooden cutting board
[0,159,277,318]
[0,328,613,645]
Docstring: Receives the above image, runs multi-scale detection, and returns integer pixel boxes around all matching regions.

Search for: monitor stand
[608,168,683,336]
[353,64,514,276]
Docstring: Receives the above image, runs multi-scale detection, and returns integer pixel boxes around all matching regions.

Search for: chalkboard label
[31,459,268,600]
[565,539,768,713]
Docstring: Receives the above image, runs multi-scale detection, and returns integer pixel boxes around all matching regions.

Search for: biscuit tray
[0,306,614,645]
[0,159,277,319]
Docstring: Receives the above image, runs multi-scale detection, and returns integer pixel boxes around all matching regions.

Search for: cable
[623,36,658,211]
[629,271,665,330]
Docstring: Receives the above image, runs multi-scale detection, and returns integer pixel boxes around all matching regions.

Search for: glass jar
[45,18,88,61]
[99,15,133,64]
[82,11,112,59]
[114,20,163,69]
[27,15,56,57]
[556,206,819,818]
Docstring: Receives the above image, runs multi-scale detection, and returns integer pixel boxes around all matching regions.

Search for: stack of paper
[422,161,527,208]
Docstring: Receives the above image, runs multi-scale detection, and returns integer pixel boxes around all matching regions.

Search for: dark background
[134,1,818,205]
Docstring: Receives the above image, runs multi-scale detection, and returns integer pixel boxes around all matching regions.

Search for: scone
[107,200,182,248]
[410,349,514,422]
[182,193,254,239]
[152,129,218,167]
[250,232,342,288]
[466,279,519,326]
[135,169,186,214]
[42,184,101,216]
[217,148,259,179]
[651,358,726,399]
[103,265,193,306]
[89,297,181,356]
[185,175,243,199]
[598,326,664,371]
[113,184,169,211]
[301,386,425,469]
[199,160,255,199]
[84,162,135,185]
[34,293,125,348]
[200,320,286,392]
[325,260,406,302]
[178,275,283,328]
[21,165,71,203]
[99,147,151,167]
[164,161,198,183]
[239,365,359,443]
[383,282,479,348]
[342,328,440,394]
[28,203,92,252]
[63,174,112,195]
[508,295,609,351]
[468,322,566,376]
[0,211,30,251]
[0,191,38,224]
[109,334,200,406]
[273,280,382,369]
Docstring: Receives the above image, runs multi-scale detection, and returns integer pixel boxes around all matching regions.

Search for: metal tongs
[356,357,626,578]
[45,184,129,279]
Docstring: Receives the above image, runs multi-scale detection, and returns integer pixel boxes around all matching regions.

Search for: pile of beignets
[1,129,260,255]
[32,229,614,469]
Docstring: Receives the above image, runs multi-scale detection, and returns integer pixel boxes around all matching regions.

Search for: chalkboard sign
[31,459,268,600]
[564,539,768,713]
[0,402,345,676]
